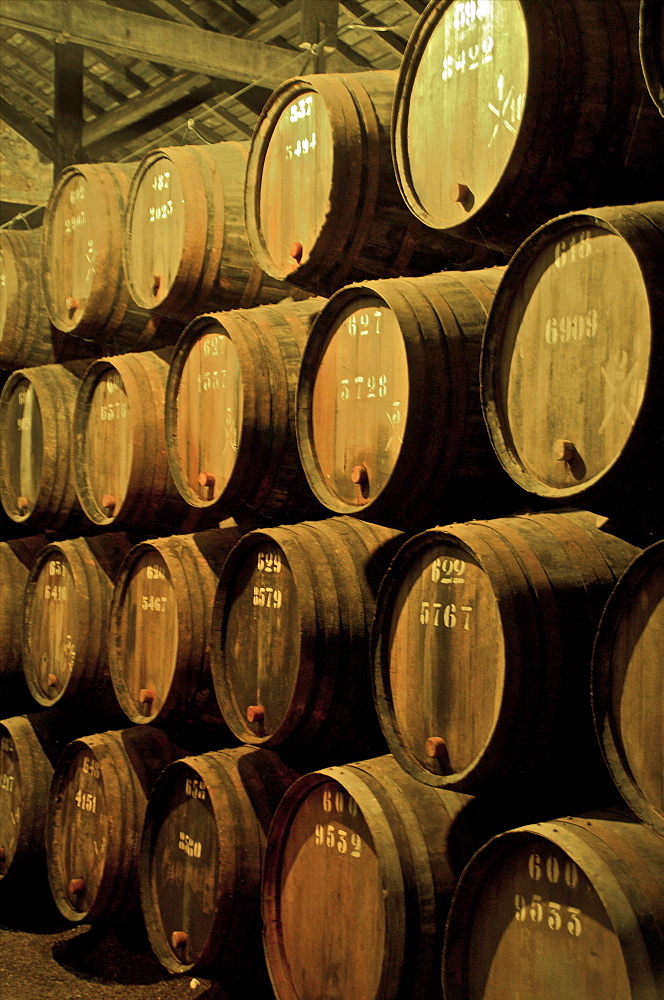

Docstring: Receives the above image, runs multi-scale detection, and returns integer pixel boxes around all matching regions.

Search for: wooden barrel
[46,726,182,923]
[73,349,218,533]
[109,527,241,730]
[22,533,133,720]
[165,298,326,524]
[592,541,664,836]
[392,0,664,254]
[245,71,489,298]
[640,0,664,115]
[373,510,640,796]
[262,754,505,1000]
[0,535,48,717]
[297,267,522,529]
[122,141,300,322]
[442,813,664,1000]
[0,360,91,531]
[140,746,298,988]
[0,713,74,887]
[211,517,402,764]
[481,202,664,530]
[41,161,149,342]
[1,228,69,371]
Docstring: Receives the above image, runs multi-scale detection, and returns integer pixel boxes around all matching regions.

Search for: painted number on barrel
[257,551,281,573]
[554,231,593,268]
[0,773,14,792]
[69,184,85,205]
[420,602,473,628]
[346,310,383,337]
[1,737,13,754]
[100,401,128,420]
[528,852,579,888]
[544,310,598,345]
[152,172,170,191]
[513,895,583,936]
[185,778,206,800]
[75,789,97,813]
[197,370,225,393]
[314,787,362,857]
[289,96,312,122]
[431,558,466,584]
[286,133,316,160]
[146,564,165,581]
[65,211,86,234]
[178,832,202,858]
[253,586,283,609]
[149,201,173,223]
[81,756,101,780]
[141,594,167,611]
[44,584,67,601]
[340,374,387,401]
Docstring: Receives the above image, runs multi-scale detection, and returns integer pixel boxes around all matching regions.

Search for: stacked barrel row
[1,1,662,999]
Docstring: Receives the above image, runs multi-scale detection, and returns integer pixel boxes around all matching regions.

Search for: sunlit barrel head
[111,548,178,724]
[43,169,94,331]
[216,535,300,745]
[481,207,661,511]
[298,291,409,514]
[248,87,334,280]
[124,152,185,310]
[23,547,77,707]
[0,376,43,521]
[168,318,243,507]
[394,0,529,231]
[75,364,132,525]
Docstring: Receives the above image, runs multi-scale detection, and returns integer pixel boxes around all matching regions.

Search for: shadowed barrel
[0,535,48,717]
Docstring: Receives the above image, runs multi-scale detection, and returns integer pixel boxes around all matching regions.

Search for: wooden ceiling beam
[0,96,55,162]
[0,0,311,87]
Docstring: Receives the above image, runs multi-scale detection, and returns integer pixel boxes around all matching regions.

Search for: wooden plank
[0,0,308,86]
[0,95,54,161]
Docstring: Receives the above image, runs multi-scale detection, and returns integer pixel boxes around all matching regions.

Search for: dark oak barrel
[46,726,182,923]
[165,298,326,524]
[73,349,217,533]
[592,541,664,836]
[262,754,504,1000]
[140,746,298,990]
[442,813,664,1000]
[41,161,151,343]
[0,713,74,888]
[0,360,91,532]
[392,0,664,254]
[640,0,664,115]
[0,535,48,717]
[122,141,300,321]
[22,533,132,720]
[211,517,403,764]
[297,267,521,529]
[372,510,640,796]
[245,70,488,297]
[481,203,664,530]
[109,527,241,729]
[0,228,98,371]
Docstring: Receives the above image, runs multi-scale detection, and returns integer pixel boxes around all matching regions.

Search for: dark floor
[0,902,234,1000]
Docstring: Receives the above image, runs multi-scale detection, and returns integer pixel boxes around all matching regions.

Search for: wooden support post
[53,42,84,177]
[299,0,338,73]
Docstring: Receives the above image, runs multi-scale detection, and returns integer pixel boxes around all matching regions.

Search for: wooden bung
[592,540,664,836]
[73,349,218,533]
[165,297,326,524]
[122,141,302,321]
[442,813,664,1000]
[21,534,132,720]
[46,727,182,924]
[211,517,403,764]
[244,70,489,297]
[481,202,664,529]
[296,267,521,529]
[392,0,664,253]
[140,746,299,989]
[109,527,241,730]
[372,509,640,796]
[0,360,91,532]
